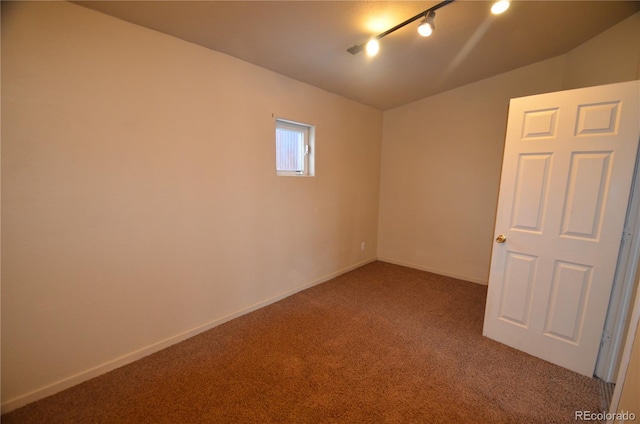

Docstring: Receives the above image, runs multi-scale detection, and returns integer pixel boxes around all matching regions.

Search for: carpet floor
[2,261,606,423]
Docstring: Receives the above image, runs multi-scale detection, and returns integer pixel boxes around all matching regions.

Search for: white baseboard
[377,257,488,285]
[1,257,377,414]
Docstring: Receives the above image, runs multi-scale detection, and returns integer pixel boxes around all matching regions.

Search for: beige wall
[615,265,640,421]
[377,57,564,283]
[378,12,640,284]
[1,1,382,409]
[563,12,640,90]
[615,321,640,422]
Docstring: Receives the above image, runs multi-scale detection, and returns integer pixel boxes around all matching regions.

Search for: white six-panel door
[483,80,640,377]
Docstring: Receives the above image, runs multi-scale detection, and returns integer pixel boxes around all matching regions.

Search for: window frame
[275,118,315,177]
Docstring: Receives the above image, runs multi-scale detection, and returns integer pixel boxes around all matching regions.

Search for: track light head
[491,0,510,15]
[365,39,380,57]
[418,11,436,37]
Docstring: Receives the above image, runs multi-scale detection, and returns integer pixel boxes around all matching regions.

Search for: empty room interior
[2,1,640,422]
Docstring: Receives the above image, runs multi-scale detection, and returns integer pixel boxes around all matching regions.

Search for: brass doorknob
[496,234,507,243]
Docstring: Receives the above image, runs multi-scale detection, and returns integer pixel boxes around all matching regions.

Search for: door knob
[496,234,507,243]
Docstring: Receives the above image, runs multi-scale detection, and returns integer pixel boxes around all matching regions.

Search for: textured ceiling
[75,1,640,110]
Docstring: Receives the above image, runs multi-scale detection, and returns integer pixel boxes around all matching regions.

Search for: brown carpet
[2,261,604,423]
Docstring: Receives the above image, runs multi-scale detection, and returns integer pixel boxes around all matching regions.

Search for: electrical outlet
[361,242,366,251]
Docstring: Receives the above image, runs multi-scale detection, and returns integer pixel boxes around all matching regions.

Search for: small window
[275,118,314,176]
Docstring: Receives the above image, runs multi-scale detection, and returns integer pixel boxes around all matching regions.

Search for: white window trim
[275,118,315,177]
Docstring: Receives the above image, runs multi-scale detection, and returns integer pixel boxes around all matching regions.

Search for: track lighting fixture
[347,0,453,55]
[348,0,510,57]
[417,11,436,37]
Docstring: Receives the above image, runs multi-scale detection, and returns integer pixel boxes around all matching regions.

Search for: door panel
[483,80,640,377]
[575,101,620,136]
[561,151,611,239]
[511,154,551,232]
[499,252,537,327]
[544,260,591,344]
